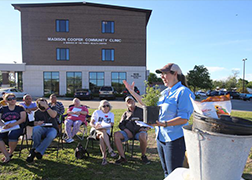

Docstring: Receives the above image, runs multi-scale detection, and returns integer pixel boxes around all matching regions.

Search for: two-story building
[6,2,152,97]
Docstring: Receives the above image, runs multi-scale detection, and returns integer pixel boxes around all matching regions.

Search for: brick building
[3,2,152,96]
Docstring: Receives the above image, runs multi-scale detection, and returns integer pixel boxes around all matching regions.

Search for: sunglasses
[7,97,16,101]
[102,105,110,108]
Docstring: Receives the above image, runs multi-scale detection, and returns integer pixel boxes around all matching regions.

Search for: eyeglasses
[102,105,110,108]
[7,97,16,101]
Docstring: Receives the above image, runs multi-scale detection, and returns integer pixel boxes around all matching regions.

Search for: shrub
[142,82,161,106]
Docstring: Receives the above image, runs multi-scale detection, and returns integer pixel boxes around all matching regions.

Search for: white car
[195,91,207,97]
[0,88,27,99]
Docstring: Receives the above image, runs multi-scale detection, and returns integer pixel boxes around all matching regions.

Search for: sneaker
[141,155,150,164]
[35,151,43,160]
[65,138,74,143]
[101,158,107,166]
[109,150,117,158]
[115,156,127,165]
[26,149,36,163]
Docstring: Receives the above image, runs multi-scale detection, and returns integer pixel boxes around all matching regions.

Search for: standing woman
[123,63,194,177]
[0,93,26,163]
[90,100,117,165]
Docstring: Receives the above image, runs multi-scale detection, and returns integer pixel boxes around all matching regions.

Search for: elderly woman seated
[64,98,88,143]
[0,93,26,163]
[90,100,117,165]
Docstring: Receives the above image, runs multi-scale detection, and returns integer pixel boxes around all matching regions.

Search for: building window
[111,72,126,93]
[43,72,59,95]
[89,72,104,93]
[102,21,114,33]
[57,48,69,60]
[56,19,69,32]
[102,49,114,61]
[66,72,82,94]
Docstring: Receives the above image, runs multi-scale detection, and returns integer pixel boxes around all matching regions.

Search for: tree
[212,80,226,89]
[247,81,252,88]
[237,78,249,93]
[147,72,162,84]
[187,65,212,92]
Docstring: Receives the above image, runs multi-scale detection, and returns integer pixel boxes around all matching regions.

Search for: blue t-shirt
[156,81,195,142]
[19,102,37,109]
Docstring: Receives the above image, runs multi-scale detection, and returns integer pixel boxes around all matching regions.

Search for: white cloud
[206,66,226,73]
[231,68,240,71]
[213,76,229,81]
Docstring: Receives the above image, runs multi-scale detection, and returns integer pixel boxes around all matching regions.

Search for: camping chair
[84,126,114,151]
[123,132,148,158]
[2,113,31,157]
[123,138,135,158]
[18,124,32,157]
[62,105,90,141]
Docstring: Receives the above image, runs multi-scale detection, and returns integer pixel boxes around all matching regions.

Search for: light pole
[242,58,247,93]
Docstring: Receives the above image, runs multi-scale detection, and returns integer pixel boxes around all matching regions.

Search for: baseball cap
[156,63,182,75]
[125,96,135,102]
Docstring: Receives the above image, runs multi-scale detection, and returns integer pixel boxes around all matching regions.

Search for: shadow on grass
[1,139,163,180]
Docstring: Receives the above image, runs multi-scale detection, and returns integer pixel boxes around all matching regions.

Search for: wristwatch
[165,121,168,127]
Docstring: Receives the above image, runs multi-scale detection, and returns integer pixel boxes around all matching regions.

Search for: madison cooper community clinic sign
[47,37,122,45]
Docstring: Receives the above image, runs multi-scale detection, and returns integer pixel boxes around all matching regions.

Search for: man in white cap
[114,96,150,165]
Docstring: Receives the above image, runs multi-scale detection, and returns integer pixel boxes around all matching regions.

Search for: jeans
[156,137,186,178]
[32,126,57,155]
[0,128,23,142]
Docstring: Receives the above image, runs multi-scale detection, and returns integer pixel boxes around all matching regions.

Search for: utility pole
[242,58,247,93]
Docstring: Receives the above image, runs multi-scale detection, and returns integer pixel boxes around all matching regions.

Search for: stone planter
[143,106,160,124]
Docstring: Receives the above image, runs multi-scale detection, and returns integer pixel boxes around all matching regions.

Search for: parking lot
[16,97,252,112]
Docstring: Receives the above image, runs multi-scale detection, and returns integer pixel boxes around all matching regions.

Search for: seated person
[64,98,88,143]
[90,100,117,165]
[114,96,150,165]
[0,93,26,163]
[0,92,7,107]
[48,94,65,124]
[20,94,37,122]
[26,98,58,163]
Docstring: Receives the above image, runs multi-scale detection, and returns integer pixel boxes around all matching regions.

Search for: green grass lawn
[0,109,251,180]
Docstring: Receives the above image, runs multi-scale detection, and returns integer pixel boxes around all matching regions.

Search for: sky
[0,0,252,81]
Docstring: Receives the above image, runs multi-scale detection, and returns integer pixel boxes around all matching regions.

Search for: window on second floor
[102,21,114,33]
[56,19,69,32]
[57,48,69,61]
[102,49,114,61]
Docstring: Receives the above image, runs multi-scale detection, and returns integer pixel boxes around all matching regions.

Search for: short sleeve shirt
[19,102,37,109]
[91,110,114,135]
[0,105,25,122]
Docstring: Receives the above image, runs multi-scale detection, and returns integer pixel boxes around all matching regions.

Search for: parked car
[0,88,27,99]
[122,86,140,99]
[195,90,207,97]
[206,90,219,96]
[218,90,227,96]
[99,86,115,100]
[240,93,252,101]
[226,91,240,99]
[74,89,93,100]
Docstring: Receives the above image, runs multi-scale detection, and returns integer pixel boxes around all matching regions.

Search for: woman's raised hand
[123,80,134,91]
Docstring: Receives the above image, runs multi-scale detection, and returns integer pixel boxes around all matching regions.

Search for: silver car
[99,86,115,100]
[0,88,27,99]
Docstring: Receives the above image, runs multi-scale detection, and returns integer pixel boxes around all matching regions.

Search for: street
[17,97,252,111]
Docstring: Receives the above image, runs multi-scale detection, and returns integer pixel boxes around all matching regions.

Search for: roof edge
[12,2,152,25]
